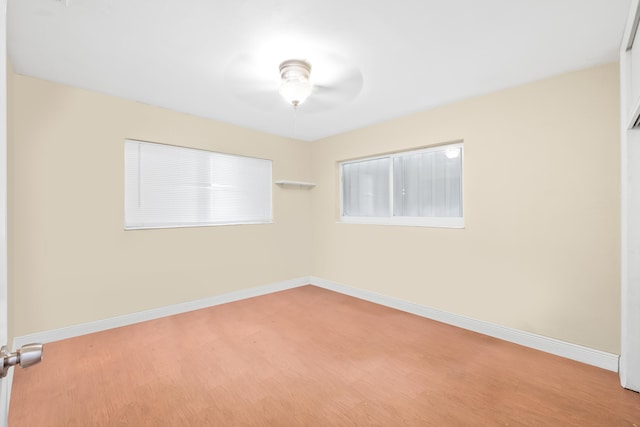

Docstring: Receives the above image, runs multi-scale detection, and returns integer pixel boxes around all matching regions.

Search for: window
[125,140,272,229]
[340,143,463,228]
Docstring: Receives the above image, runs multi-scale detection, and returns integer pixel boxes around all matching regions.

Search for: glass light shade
[279,79,312,106]
[279,60,312,107]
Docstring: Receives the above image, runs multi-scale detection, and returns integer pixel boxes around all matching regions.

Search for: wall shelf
[274,180,316,189]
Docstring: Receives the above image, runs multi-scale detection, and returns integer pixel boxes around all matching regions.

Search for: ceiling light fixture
[279,59,312,107]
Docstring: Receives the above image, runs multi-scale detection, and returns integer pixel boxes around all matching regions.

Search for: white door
[0,3,44,423]
[0,0,9,424]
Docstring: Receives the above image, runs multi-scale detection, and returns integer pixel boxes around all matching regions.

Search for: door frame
[620,0,640,392]
[0,0,7,419]
[0,0,8,422]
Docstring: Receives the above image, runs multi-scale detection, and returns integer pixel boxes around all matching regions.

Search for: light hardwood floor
[9,285,640,426]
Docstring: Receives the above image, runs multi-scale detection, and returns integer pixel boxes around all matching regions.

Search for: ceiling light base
[279,59,313,107]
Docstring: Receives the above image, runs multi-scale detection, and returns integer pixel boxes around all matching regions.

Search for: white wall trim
[309,277,620,372]
[11,275,619,383]
[620,0,640,392]
[13,277,309,348]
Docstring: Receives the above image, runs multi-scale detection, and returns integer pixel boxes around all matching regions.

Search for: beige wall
[8,63,621,355]
[8,74,313,337]
[310,63,621,354]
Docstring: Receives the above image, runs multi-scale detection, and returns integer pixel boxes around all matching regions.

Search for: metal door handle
[0,343,43,378]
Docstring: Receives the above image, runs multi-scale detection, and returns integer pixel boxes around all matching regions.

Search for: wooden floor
[9,285,640,426]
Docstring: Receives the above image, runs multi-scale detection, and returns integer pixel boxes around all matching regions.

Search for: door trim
[0,0,9,424]
[620,0,640,392]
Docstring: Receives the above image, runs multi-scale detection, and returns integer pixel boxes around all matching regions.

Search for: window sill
[339,216,464,228]
[125,220,273,230]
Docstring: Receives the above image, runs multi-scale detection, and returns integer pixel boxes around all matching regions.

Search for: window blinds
[342,157,391,217]
[125,140,272,229]
[340,143,463,227]
[393,148,462,218]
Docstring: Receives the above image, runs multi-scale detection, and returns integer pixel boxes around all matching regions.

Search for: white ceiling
[7,0,632,141]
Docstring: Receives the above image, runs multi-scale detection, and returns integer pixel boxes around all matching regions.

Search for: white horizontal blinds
[340,143,463,227]
[208,154,272,223]
[125,140,272,229]
[342,157,391,217]
[393,147,462,217]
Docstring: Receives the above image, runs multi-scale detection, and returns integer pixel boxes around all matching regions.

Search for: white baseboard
[12,275,619,374]
[308,276,620,372]
[13,276,310,348]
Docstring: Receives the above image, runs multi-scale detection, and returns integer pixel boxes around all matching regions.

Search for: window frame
[339,142,464,228]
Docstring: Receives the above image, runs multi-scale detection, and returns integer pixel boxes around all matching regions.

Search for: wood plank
[9,285,640,425]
